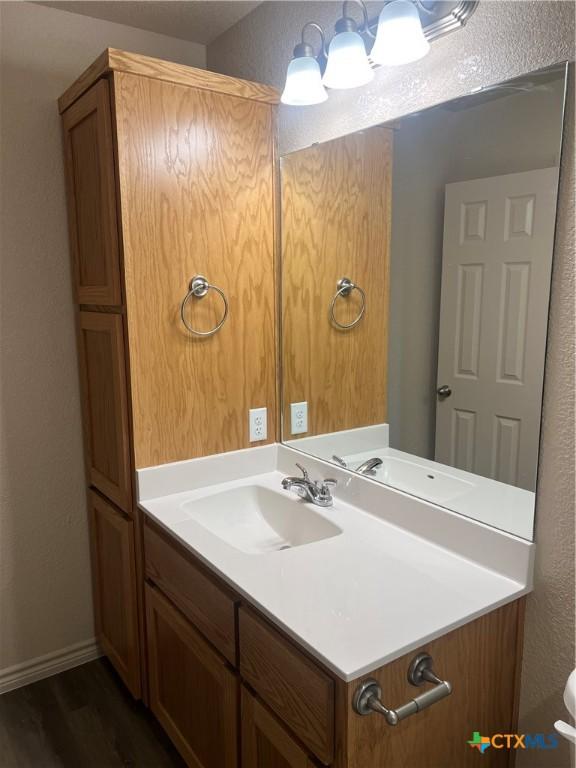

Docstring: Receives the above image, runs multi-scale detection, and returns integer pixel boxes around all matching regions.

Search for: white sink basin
[343,453,474,504]
[372,456,474,503]
[181,485,342,554]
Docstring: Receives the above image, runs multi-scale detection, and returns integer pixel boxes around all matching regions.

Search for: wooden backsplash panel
[281,129,392,439]
[113,72,277,467]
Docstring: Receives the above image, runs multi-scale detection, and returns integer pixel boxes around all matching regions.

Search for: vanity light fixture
[282,1,478,106]
[322,2,374,90]
[371,0,430,65]
[281,23,328,105]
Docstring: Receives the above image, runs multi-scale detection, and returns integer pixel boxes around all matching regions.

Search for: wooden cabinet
[60,50,279,701]
[145,584,238,768]
[88,491,141,698]
[78,312,132,511]
[242,687,317,768]
[62,79,122,306]
[142,508,525,768]
[62,49,278,472]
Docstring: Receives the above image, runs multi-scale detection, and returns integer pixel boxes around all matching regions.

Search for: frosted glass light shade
[322,30,374,90]
[281,56,328,105]
[371,0,430,66]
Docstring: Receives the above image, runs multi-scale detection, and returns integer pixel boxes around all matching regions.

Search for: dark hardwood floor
[0,658,185,767]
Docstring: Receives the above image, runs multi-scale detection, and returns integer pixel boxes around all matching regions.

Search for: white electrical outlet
[290,401,308,435]
[249,407,268,442]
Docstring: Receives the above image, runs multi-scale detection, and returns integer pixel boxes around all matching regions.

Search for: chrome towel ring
[329,277,366,330]
[180,275,228,337]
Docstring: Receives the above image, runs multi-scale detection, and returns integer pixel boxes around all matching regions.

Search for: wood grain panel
[337,599,523,768]
[281,128,392,439]
[62,79,122,305]
[78,312,132,510]
[241,687,317,768]
[239,607,334,765]
[58,48,279,113]
[145,584,238,768]
[144,519,238,664]
[88,491,141,698]
[113,72,277,467]
[58,50,110,113]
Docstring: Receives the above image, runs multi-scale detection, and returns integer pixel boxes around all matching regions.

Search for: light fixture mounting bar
[366,0,479,42]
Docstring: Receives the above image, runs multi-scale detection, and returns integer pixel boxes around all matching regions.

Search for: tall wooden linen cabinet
[59,50,278,699]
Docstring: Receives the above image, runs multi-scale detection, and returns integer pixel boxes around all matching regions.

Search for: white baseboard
[0,638,102,695]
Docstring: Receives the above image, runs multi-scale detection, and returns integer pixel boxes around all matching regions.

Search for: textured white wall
[209,3,575,765]
[0,1,205,677]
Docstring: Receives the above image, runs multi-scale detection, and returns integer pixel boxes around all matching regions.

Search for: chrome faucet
[355,457,383,476]
[281,464,337,508]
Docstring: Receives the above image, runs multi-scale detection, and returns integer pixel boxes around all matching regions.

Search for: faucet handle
[318,478,337,494]
[295,462,309,480]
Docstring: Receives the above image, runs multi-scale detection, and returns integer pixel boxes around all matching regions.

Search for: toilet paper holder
[353,652,452,725]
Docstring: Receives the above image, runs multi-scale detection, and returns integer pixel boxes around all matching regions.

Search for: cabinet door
[242,687,317,768]
[62,78,122,305]
[78,312,131,511]
[145,584,238,768]
[88,491,141,697]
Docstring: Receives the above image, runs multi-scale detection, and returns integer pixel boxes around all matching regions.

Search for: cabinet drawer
[144,520,237,664]
[239,607,334,765]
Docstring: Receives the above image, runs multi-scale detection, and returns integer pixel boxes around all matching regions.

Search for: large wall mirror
[280,63,567,541]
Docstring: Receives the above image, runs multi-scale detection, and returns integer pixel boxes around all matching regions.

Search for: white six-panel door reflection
[435,168,559,491]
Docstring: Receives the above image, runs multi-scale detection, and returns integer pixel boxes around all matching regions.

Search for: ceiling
[36,1,263,45]
[36,1,471,47]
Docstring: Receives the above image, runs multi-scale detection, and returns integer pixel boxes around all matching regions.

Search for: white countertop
[138,445,533,682]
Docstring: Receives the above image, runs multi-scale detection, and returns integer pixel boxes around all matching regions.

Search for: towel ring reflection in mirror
[329,277,366,330]
[180,275,229,336]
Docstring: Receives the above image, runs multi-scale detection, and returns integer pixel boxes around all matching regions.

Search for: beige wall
[209,3,575,765]
[0,1,205,679]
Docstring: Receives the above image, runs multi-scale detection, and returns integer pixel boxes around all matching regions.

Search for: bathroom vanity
[58,50,565,768]
[59,49,277,700]
[137,446,530,768]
